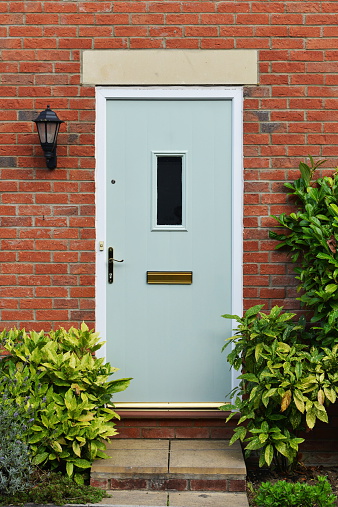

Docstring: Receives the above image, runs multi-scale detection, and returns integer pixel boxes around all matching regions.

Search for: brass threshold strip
[113,402,227,410]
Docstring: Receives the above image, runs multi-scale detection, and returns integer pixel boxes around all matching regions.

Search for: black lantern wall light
[33,105,64,169]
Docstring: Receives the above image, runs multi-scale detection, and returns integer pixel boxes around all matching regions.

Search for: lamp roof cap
[34,105,64,124]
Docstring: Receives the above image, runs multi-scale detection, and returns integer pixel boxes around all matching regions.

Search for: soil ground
[246,465,338,506]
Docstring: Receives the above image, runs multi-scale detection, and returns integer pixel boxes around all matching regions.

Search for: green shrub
[221,158,338,470]
[0,377,33,495]
[0,323,131,483]
[270,157,338,346]
[221,305,338,469]
[0,470,109,506]
[253,476,335,507]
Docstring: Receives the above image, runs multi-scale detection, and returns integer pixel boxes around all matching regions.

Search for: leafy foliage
[253,475,335,507]
[0,323,131,483]
[270,157,338,346]
[0,470,109,506]
[221,306,338,469]
[0,377,34,495]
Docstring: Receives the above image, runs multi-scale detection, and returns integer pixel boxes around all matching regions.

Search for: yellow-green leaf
[317,389,325,405]
[281,390,292,412]
[306,409,316,429]
[255,343,264,361]
[72,440,81,457]
[66,461,74,477]
[77,413,94,422]
[265,444,274,466]
[32,452,49,465]
[293,390,305,413]
[50,441,63,453]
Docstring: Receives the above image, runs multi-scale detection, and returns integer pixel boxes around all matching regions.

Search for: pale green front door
[106,98,233,404]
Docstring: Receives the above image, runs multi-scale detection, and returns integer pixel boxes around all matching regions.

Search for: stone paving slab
[92,440,169,474]
[169,491,249,506]
[97,490,168,505]
[169,440,246,475]
[95,490,249,507]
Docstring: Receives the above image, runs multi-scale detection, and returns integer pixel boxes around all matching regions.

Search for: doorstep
[90,439,248,506]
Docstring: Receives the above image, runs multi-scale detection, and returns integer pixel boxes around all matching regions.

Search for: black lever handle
[108,247,124,284]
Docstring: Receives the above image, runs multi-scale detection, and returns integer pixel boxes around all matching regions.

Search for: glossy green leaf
[264,444,274,467]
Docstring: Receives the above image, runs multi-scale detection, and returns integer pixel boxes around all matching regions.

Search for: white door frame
[95,87,243,392]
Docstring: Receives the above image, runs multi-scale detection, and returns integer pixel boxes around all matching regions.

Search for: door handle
[108,247,124,284]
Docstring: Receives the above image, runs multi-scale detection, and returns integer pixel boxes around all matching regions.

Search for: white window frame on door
[95,87,243,392]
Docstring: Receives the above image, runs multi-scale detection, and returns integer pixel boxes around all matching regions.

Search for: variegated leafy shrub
[221,305,338,470]
[222,159,338,470]
[0,323,131,484]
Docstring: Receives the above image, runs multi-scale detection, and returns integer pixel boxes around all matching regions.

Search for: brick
[244,264,259,274]
[175,428,210,438]
[142,428,175,438]
[149,479,187,491]
[113,427,142,438]
[237,13,270,24]
[210,428,235,439]
[182,2,216,13]
[35,287,68,297]
[0,156,17,167]
[59,38,92,49]
[25,13,59,24]
[70,287,94,298]
[253,1,284,12]
[115,26,148,36]
[271,13,304,24]
[3,310,34,321]
[114,2,147,12]
[200,13,234,24]
[21,299,53,309]
[306,13,338,24]
[217,2,250,12]
[54,299,79,309]
[110,479,147,490]
[79,2,113,13]
[237,38,270,49]
[244,275,269,286]
[166,39,199,48]
[96,13,129,24]
[70,310,94,321]
[0,299,18,309]
[166,14,199,24]
[36,310,69,320]
[190,480,228,491]
[90,478,108,489]
[185,26,218,36]
[150,2,182,12]
[228,480,247,492]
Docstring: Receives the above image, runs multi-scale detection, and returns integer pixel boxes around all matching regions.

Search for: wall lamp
[33,105,64,169]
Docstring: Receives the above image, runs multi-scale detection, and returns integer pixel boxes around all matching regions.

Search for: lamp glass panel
[46,122,58,144]
[37,122,47,144]
[37,122,59,146]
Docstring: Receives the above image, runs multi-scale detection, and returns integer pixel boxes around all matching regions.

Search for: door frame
[95,87,243,394]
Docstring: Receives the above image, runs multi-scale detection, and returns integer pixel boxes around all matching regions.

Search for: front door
[100,89,241,405]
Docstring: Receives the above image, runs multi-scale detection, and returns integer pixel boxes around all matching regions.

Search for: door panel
[106,99,233,403]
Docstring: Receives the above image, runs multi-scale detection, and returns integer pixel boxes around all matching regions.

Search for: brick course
[0,0,337,329]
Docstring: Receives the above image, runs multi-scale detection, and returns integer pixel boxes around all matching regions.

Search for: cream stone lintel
[82,49,258,85]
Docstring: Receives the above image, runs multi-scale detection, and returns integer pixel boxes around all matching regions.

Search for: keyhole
[111,180,116,184]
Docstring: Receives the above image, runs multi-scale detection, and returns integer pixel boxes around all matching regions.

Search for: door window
[152,152,187,231]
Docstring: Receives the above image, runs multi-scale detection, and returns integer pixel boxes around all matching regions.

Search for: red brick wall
[114,413,237,439]
[1,1,338,330]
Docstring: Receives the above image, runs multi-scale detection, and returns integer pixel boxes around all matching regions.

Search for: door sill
[111,402,232,419]
[114,402,226,410]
